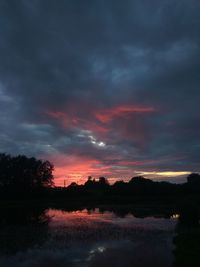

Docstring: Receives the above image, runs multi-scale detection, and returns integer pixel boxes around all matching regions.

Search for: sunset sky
[0,0,199,186]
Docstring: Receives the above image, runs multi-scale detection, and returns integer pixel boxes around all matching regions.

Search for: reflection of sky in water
[48,208,177,231]
[0,208,177,267]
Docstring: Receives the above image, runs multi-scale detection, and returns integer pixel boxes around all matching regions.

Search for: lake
[0,206,181,267]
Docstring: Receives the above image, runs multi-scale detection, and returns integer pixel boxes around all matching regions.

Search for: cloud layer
[0,0,200,185]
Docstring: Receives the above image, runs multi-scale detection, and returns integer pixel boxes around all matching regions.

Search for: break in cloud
[0,0,200,185]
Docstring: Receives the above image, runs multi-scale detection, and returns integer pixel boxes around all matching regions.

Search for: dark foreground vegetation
[0,153,200,207]
[0,153,200,266]
[0,153,200,202]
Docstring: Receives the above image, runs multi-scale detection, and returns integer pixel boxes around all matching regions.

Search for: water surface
[0,207,178,267]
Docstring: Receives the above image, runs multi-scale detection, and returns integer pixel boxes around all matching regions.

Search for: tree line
[60,173,200,198]
[0,153,200,199]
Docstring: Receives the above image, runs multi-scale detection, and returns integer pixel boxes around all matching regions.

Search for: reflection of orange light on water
[47,208,115,227]
[47,208,178,232]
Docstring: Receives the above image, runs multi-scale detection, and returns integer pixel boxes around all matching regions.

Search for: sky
[0,0,200,186]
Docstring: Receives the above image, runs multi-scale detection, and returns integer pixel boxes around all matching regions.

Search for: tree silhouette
[187,173,200,185]
[0,153,54,192]
[99,177,109,185]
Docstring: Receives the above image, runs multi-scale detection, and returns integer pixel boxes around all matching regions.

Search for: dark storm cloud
[0,0,200,182]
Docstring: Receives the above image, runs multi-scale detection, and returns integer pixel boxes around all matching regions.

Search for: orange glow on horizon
[50,153,188,187]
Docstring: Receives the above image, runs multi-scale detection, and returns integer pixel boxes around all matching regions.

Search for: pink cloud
[45,103,157,144]
[95,104,156,123]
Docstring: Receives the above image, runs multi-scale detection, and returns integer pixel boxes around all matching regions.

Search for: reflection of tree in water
[98,206,173,219]
[173,203,200,267]
[0,206,50,254]
[2,202,199,266]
